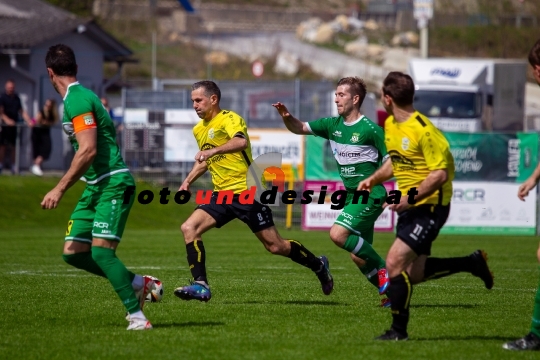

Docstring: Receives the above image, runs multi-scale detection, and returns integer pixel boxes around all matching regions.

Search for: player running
[273,77,391,307]
[40,44,159,330]
[173,80,333,301]
[359,71,493,340]
[503,38,540,351]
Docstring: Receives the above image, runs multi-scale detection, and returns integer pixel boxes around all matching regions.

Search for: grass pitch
[1,176,539,359]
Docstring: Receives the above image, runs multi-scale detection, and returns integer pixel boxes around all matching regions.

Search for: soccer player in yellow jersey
[503,38,540,351]
[359,72,494,341]
[173,81,333,301]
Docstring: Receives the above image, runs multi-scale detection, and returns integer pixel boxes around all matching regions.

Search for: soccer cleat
[470,250,494,290]
[375,328,408,341]
[503,333,540,351]
[316,256,334,295]
[378,268,389,295]
[174,280,212,302]
[380,297,391,308]
[126,317,153,330]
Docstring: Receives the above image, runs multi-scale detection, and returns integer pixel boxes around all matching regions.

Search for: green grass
[1,176,540,359]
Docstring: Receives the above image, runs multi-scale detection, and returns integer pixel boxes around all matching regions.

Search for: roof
[0,0,134,62]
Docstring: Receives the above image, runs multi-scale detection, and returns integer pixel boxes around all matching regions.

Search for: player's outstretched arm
[272,102,312,135]
[358,159,393,191]
[518,162,540,201]
[179,160,208,193]
[41,128,97,209]
[195,135,247,163]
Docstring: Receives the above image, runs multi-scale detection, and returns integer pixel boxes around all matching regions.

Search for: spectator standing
[31,99,59,176]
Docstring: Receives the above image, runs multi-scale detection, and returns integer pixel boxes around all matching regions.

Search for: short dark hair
[192,80,221,102]
[528,39,540,67]
[382,71,415,107]
[45,44,77,77]
[337,76,367,108]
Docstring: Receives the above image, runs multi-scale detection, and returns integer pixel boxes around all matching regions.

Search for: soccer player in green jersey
[273,77,390,307]
[504,38,540,351]
[40,44,158,330]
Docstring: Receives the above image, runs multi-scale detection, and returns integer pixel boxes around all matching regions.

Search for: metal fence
[120,79,345,228]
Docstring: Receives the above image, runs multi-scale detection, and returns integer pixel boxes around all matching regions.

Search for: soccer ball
[144,275,164,303]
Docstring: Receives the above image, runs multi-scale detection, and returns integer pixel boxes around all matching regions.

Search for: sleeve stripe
[305,122,315,135]
[415,115,427,127]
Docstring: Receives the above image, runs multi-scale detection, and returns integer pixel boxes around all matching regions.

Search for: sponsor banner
[306,132,539,183]
[445,132,538,183]
[301,180,395,232]
[247,129,304,181]
[164,128,199,162]
[441,181,536,235]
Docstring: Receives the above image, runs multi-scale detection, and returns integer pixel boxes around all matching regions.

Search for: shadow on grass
[222,300,346,306]
[410,304,479,309]
[413,335,513,341]
[153,321,225,328]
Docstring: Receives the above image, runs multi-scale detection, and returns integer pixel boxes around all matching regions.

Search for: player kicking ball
[40,44,160,330]
[173,80,333,301]
[273,77,391,307]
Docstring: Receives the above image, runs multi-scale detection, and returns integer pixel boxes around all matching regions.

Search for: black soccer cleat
[316,256,334,295]
[470,250,494,290]
[503,333,540,351]
[375,328,408,341]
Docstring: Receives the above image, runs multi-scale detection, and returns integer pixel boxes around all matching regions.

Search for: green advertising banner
[445,132,538,183]
[306,132,539,183]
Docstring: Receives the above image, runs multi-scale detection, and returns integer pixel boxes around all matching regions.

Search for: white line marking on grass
[420,283,536,292]
[7,271,92,277]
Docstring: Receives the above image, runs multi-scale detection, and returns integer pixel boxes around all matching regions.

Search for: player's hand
[357,178,373,192]
[178,182,191,194]
[41,187,65,209]
[194,149,215,163]
[384,196,410,213]
[518,178,538,201]
[272,102,291,118]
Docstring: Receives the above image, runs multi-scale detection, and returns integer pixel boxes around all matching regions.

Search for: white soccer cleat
[126,317,153,330]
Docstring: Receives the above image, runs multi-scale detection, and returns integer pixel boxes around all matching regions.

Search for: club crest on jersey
[83,115,94,125]
[208,128,215,139]
[402,137,410,150]
[350,133,360,143]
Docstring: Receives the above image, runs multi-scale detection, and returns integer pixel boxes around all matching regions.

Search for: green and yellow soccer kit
[61,82,134,242]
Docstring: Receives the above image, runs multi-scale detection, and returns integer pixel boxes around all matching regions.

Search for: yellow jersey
[193,110,254,194]
[384,111,454,206]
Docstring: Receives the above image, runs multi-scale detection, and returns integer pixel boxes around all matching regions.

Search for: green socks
[531,270,540,337]
[91,246,140,314]
[343,234,386,288]
[62,252,136,282]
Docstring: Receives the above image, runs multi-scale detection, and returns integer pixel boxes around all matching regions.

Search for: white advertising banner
[441,181,537,235]
[247,129,303,166]
[164,128,199,162]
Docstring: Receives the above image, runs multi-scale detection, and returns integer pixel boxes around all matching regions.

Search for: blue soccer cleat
[316,256,334,295]
[174,280,211,302]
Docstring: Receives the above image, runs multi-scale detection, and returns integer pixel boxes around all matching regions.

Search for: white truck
[408,58,527,132]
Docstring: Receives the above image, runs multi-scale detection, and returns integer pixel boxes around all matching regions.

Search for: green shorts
[334,184,386,244]
[64,172,135,243]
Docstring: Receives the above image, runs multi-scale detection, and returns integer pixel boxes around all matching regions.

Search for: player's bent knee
[180,222,196,236]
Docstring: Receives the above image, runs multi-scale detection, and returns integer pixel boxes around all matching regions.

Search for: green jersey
[62,82,129,184]
[306,115,388,191]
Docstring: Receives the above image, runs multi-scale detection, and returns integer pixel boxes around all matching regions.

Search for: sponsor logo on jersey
[83,115,94,126]
[350,133,360,143]
[401,137,410,150]
[338,152,362,158]
[333,130,342,137]
[388,150,416,171]
[208,128,215,139]
[341,166,355,175]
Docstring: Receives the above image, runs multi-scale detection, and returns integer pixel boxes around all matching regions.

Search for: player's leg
[503,242,540,350]
[174,196,225,302]
[333,189,388,294]
[90,173,154,330]
[375,237,417,341]
[408,205,493,288]
[254,225,334,295]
